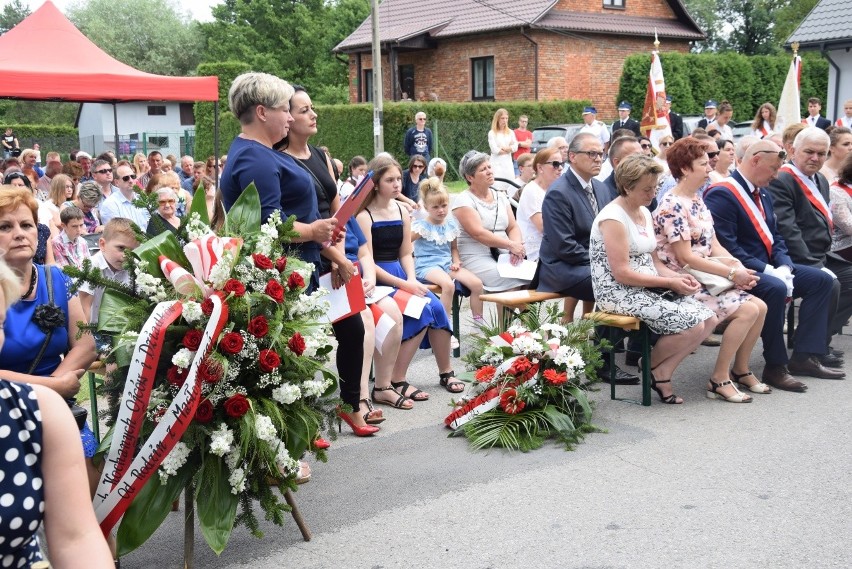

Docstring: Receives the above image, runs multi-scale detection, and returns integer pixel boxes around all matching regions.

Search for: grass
[446,180,467,194]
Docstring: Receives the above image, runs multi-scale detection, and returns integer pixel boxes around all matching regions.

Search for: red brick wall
[554,0,675,17]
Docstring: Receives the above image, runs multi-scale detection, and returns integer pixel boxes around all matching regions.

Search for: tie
[585,184,598,215]
[752,189,765,218]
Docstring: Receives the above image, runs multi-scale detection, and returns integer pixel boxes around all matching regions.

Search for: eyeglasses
[120,174,137,182]
[548,161,565,169]
[640,144,652,149]
[755,149,788,160]
[573,151,605,160]
[707,151,720,159]
[93,168,112,175]
[660,142,673,148]
[158,199,176,205]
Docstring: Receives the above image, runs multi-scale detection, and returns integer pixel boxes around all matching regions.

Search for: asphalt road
[119,302,852,569]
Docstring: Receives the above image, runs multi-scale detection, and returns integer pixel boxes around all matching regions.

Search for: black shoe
[597,364,640,385]
[830,347,844,358]
[624,351,640,367]
[818,353,844,368]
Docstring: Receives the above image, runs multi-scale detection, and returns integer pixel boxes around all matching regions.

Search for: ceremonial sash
[779,164,833,231]
[836,117,852,129]
[832,180,852,200]
[759,123,769,138]
[707,178,774,256]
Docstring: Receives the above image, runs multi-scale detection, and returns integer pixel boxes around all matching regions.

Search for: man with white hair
[768,126,852,370]
[735,135,759,166]
[704,139,841,391]
[546,136,569,164]
[178,155,195,194]
[403,111,433,162]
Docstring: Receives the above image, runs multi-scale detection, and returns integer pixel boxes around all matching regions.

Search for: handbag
[683,257,737,296]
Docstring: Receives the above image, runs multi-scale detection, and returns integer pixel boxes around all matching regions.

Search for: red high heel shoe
[338,410,380,436]
[313,437,331,450]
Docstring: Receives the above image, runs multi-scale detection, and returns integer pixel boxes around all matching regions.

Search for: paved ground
[119,301,852,568]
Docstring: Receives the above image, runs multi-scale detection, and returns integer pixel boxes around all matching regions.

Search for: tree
[0,0,30,35]
[67,0,203,76]
[773,0,819,48]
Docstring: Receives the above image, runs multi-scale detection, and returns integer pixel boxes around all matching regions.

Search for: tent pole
[113,102,119,156]
[213,101,219,183]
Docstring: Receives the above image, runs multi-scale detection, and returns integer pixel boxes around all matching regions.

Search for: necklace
[23,265,37,298]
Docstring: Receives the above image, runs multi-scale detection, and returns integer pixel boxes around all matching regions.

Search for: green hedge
[1,124,78,138]
[617,52,828,120]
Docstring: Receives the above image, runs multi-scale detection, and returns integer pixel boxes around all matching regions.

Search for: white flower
[159,441,190,482]
[207,250,235,289]
[540,323,569,339]
[272,383,301,405]
[172,348,195,369]
[209,423,234,457]
[255,414,277,443]
[506,324,529,336]
[275,441,299,477]
[225,448,240,470]
[185,213,212,241]
[301,379,328,398]
[511,335,542,356]
[228,467,246,494]
[553,345,584,371]
[182,301,203,324]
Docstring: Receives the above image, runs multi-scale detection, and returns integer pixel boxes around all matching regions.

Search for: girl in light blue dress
[411,177,484,324]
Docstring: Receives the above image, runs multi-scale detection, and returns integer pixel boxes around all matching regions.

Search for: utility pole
[370,0,384,154]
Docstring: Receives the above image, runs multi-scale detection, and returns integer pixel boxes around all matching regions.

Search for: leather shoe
[762,365,808,392]
[818,353,844,368]
[830,347,844,357]
[597,364,640,385]
[787,357,846,380]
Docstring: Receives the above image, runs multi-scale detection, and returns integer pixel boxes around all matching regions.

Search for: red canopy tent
[0,1,220,155]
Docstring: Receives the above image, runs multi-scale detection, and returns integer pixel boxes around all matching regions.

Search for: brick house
[334,0,704,118]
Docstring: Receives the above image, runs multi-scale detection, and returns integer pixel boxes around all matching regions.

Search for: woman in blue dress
[356,156,458,402]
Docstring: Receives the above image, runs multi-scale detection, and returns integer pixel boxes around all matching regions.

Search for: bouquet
[446,303,602,451]
[67,185,337,556]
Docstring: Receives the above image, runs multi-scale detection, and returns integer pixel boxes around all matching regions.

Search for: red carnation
[223,394,250,418]
[475,365,497,383]
[166,365,188,387]
[499,388,526,415]
[223,279,246,297]
[182,329,203,351]
[252,253,274,270]
[195,399,214,423]
[258,349,281,372]
[219,331,244,355]
[248,315,269,338]
[198,358,222,384]
[509,356,533,376]
[265,280,285,303]
[287,272,305,291]
[275,256,288,272]
[201,298,215,315]
[287,332,306,356]
[543,369,568,386]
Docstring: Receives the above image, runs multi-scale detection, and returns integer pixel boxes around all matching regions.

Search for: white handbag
[683,257,736,296]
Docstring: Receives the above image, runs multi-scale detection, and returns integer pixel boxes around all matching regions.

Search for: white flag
[777,55,801,132]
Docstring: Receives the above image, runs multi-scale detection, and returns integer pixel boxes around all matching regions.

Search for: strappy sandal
[371,386,413,409]
[361,398,386,424]
[651,375,683,404]
[706,378,752,403]
[391,380,429,401]
[439,370,465,393]
[730,370,771,394]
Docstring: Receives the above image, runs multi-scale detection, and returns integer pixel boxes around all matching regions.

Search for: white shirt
[516,180,546,261]
[99,190,150,229]
[579,121,610,147]
[79,251,131,324]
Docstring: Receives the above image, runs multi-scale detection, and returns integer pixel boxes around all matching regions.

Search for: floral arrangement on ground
[446,303,603,451]
[66,185,338,556]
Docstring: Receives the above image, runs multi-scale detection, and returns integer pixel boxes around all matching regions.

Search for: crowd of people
[3,73,852,566]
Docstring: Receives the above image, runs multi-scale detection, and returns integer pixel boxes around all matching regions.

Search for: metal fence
[431,120,491,181]
[78,131,196,161]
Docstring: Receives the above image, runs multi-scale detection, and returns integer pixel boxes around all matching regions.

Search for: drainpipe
[822,45,841,120]
[520,27,539,101]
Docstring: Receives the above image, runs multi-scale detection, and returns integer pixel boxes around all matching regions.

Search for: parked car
[530,124,584,153]
[682,115,703,136]
[730,121,753,144]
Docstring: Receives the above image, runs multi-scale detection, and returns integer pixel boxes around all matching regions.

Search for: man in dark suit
[601,136,642,200]
[697,100,718,130]
[804,98,832,131]
[704,140,841,392]
[665,95,684,140]
[611,101,641,137]
[537,133,638,384]
[767,126,852,370]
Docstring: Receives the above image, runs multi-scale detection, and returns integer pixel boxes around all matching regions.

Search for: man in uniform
[611,101,641,137]
[579,106,610,150]
[697,100,718,130]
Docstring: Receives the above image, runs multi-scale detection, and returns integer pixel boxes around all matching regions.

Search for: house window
[363,69,374,103]
[603,0,625,9]
[398,64,415,100]
[471,57,495,101]
[179,103,195,126]
[147,105,167,116]
[148,136,169,148]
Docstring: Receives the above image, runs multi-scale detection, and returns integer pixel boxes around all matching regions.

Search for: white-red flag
[370,303,396,355]
[639,50,672,151]
[777,55,801,132]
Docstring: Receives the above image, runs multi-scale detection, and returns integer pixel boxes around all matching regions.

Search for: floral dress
[590,201,714,335]
[654,192,751,319]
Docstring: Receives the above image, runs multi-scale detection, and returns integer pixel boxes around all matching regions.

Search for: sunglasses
[660,142,673,147]
[640,144,652,149]
[755,149,788,160]
[548,161,565,169]
[158,199,176,205]
[120,174,137,182]
[574,151,605,160]
[411,164,424,169]
[707,151,720,158]
[93,168,112,175]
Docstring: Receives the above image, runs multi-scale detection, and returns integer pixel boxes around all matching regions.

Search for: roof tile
[786,0,852,47]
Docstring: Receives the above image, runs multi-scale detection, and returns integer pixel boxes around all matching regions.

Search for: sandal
[730,370,771,394]
[706,378,752,403]
[371,386,413,409]
[295,460,311,485]
[361,398,386,424]
[439,370,465,393]
[651,375,683,404]
[391,380,429,401]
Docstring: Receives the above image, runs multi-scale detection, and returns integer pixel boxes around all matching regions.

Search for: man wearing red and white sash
[768,126,852,372]
[705,140,840,392]
[835,99,852,129]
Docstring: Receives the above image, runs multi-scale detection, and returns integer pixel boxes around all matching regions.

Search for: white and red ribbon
[779,164,833,231]
[707,177,774,256]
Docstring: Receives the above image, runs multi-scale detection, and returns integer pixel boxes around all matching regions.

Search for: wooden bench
[584,311,652,406]
[479,289,567,329]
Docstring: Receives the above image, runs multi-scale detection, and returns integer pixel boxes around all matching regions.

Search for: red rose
[287,332,306,356]
[223,279,246,297]
[543,369,568,386]
[252,253,274,270]
[198,358,222,384]
[223,394,250,418]
[275,256,288,272]
[265,280,285,303]
[201,298,214,315]
[219,331,244,355]
[475,365,497,383]
[195,399,214,423]
[258,349,281,372]
[182,329,203,351]
[248,315,269,338]
[499,388,526,415]
[166,365,188,387]
[287,272,305,291]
